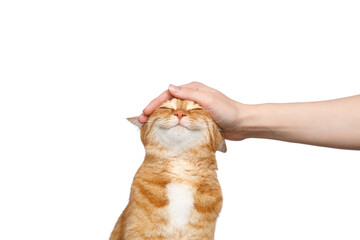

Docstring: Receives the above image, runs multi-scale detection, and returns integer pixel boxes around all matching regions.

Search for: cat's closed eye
[159,107,172,110]
[190,108,203,111]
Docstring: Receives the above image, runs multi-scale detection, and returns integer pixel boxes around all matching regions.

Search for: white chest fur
[166,182,194,228]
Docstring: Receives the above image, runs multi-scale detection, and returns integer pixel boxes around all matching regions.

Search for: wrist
[236,103,274,139]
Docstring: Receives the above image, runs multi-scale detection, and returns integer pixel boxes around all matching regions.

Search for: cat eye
[191,108,203,111]
[159,107,171,110]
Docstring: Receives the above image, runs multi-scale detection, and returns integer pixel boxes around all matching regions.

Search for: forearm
[238,95,360,150]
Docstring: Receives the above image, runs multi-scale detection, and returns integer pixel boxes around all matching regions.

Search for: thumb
[168,84,207,106]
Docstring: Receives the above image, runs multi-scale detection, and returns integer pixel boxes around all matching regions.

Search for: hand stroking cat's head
[128,98,226,155]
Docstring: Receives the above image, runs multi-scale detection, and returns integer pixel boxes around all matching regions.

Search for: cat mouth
[169,123,202,131]
[159,122,189,130]
[159,121,201,131]
[170,123,190,130]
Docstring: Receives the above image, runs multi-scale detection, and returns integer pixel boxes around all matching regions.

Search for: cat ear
[217,139,227,153]
[127,117,143,129]
[217,131,227,153]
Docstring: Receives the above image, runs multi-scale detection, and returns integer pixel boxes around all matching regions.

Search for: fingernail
[168,84,179,93]
[138,114,146,123]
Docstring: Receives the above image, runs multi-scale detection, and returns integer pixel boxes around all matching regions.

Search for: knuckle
[190,81,202,87]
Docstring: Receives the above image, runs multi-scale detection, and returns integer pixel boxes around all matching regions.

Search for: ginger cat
[110,98,226,240]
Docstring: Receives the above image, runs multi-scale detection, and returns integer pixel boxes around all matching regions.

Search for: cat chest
[166,182,194,228]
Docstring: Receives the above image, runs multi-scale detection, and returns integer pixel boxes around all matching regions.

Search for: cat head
[128,98,226,155]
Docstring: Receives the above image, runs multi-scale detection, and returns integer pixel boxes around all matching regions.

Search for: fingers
[139,82,210,123]
[141,82,204,116]
[139,90,172,123]
[181,81,209,91]
[168,84,210,107]
[142,90,172,116]
[138,114,148,123]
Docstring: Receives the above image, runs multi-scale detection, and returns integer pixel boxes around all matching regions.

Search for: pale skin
[138,82,360,150]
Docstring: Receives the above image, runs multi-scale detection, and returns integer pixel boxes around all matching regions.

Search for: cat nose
[174,110,186,120]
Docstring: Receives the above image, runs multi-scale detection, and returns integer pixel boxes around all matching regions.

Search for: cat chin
[154,127,205,154]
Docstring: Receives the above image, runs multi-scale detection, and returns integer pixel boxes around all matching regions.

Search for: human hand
[138,82,360,149]
[138,82,247,140]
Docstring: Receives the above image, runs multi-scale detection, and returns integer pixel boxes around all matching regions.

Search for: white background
[0,1,359,239]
